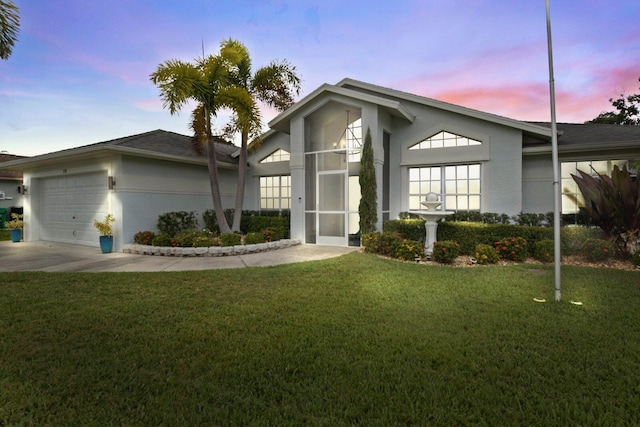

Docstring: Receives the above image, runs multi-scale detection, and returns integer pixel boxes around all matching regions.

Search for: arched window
[260,149,290,163]
[409,131,481,150]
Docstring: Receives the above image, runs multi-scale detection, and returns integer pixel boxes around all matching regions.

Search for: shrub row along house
[3,78,640,251]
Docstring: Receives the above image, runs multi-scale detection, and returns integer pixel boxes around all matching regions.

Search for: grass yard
[1,252,639,425]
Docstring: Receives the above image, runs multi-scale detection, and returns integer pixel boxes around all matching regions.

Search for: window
[409,164,481,211]
[561,160,627,214]
[346,118,362,162]
[260,175,291,210]
[409,131,481,150]
[260,149,290,163]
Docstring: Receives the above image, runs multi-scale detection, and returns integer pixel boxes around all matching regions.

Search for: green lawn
[1,252,639,425]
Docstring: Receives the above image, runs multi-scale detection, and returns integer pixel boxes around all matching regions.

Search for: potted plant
[94,213,116,253]
[6,213,24,243]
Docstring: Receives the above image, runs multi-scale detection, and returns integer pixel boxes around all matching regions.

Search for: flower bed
[123,239,301,257]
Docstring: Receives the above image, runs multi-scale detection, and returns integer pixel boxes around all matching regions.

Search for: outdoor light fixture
[17,184,27,195]
[108,176,116,190]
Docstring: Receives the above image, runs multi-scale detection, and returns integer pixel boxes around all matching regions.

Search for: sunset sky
[1,0,639,156]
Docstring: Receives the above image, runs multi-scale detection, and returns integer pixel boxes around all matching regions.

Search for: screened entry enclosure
[304,106,362,246]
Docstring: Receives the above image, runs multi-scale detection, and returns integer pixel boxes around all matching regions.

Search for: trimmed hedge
[385,219,603,257]
[383,219,425,243]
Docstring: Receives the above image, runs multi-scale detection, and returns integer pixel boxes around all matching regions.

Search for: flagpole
[546,0,562,301]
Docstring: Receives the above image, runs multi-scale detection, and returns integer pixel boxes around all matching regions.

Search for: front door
[316,170,347,246]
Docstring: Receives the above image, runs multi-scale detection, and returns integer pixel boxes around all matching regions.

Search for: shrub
[474,244,499,265]
[432,240,460,264]
[395,239,425,261]
[157,211,198,237]
[534,240,555,263]
[494,237,528,262]
[262,227,283,242]
[582,238,614,262]
[220,233,242,247]
[151,233,173,247]
[192,236,214,248]
[631,251,640,268]
[245,232,266,245]
[134,231,155,245]
[171,230,197,247]
[378,232,403,257]
[361,232,382,253]
[383,219,425,243]
[561,227,604,255]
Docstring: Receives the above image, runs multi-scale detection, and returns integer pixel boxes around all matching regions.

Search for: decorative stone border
[123,239,301,257]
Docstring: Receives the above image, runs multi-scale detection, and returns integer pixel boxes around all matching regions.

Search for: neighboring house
[1,130,240,251]
[0,153,26,225]
[3,78,639,250]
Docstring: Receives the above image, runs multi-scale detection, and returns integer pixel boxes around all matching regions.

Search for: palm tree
[150,40,258,234]
[0,0,20,60]
[222,39,301,232]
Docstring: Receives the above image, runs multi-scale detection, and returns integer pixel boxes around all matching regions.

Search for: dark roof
[69,129,238,164]
[0,153,26,179]
[529,122,640,150]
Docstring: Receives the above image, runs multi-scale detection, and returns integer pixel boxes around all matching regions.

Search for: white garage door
[39,172,109,246]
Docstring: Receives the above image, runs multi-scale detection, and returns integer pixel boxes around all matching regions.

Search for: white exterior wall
[119,156,240,244]
[391,100,524,217]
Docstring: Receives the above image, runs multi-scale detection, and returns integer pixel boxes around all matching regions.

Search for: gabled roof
[1,130,239,171]
[265,78,554,144]
[268,82,416,134]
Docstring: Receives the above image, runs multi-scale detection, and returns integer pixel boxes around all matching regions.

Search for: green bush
[474,244,499,265]
[631,251,640,268]
[220,233,242,247]
[245,232,266,245]
[171,230,197,247]
[378,232,403,257]
[134,231,155,245]
[383,219,425,243]
[395,239,425,261]
[432,240,460,264]
[192,236,214,248]
[262,227,283,242]
[447,212,511,224]
[534,240,555,263]
[243,216,289,238]
[561,227,604,255]
[361,232,382,253]
[157,211,198,237]
[582,238,614,262]
[494,237,528,262]
[151,233,173,247]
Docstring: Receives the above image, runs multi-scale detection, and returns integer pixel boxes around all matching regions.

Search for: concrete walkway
[0,241,357,272]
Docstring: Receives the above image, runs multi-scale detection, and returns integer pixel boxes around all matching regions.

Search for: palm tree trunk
[231,130,249,232]
[207,137,232,234]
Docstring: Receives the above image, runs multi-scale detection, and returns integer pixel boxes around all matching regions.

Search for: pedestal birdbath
[411,193,453,256]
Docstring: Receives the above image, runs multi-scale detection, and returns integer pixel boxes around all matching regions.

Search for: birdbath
[410,193,453,256]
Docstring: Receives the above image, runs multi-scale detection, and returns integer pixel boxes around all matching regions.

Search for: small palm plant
[93,214,116,236]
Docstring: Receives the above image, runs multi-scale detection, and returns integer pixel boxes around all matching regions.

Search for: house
[0,153,26,226]
[1,131,241,251]
[3,78,639,250]
[249,78,640,246]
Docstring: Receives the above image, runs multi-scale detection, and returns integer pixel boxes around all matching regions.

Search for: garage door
[39,172,109,246]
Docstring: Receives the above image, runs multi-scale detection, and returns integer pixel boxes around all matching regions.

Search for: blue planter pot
[99,236,114,253]
[10,229,22,243]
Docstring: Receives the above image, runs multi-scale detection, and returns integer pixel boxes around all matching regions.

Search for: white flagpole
[546,0,562,301]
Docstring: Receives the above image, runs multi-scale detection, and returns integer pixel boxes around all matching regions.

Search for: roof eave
[1,145,237,171]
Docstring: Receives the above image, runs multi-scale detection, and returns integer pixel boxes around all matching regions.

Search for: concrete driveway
[0,241,357,272]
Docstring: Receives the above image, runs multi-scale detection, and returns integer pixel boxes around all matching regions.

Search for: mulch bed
[419,254,638,271]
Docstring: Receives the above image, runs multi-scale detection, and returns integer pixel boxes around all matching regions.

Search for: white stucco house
[4,78,640,250]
